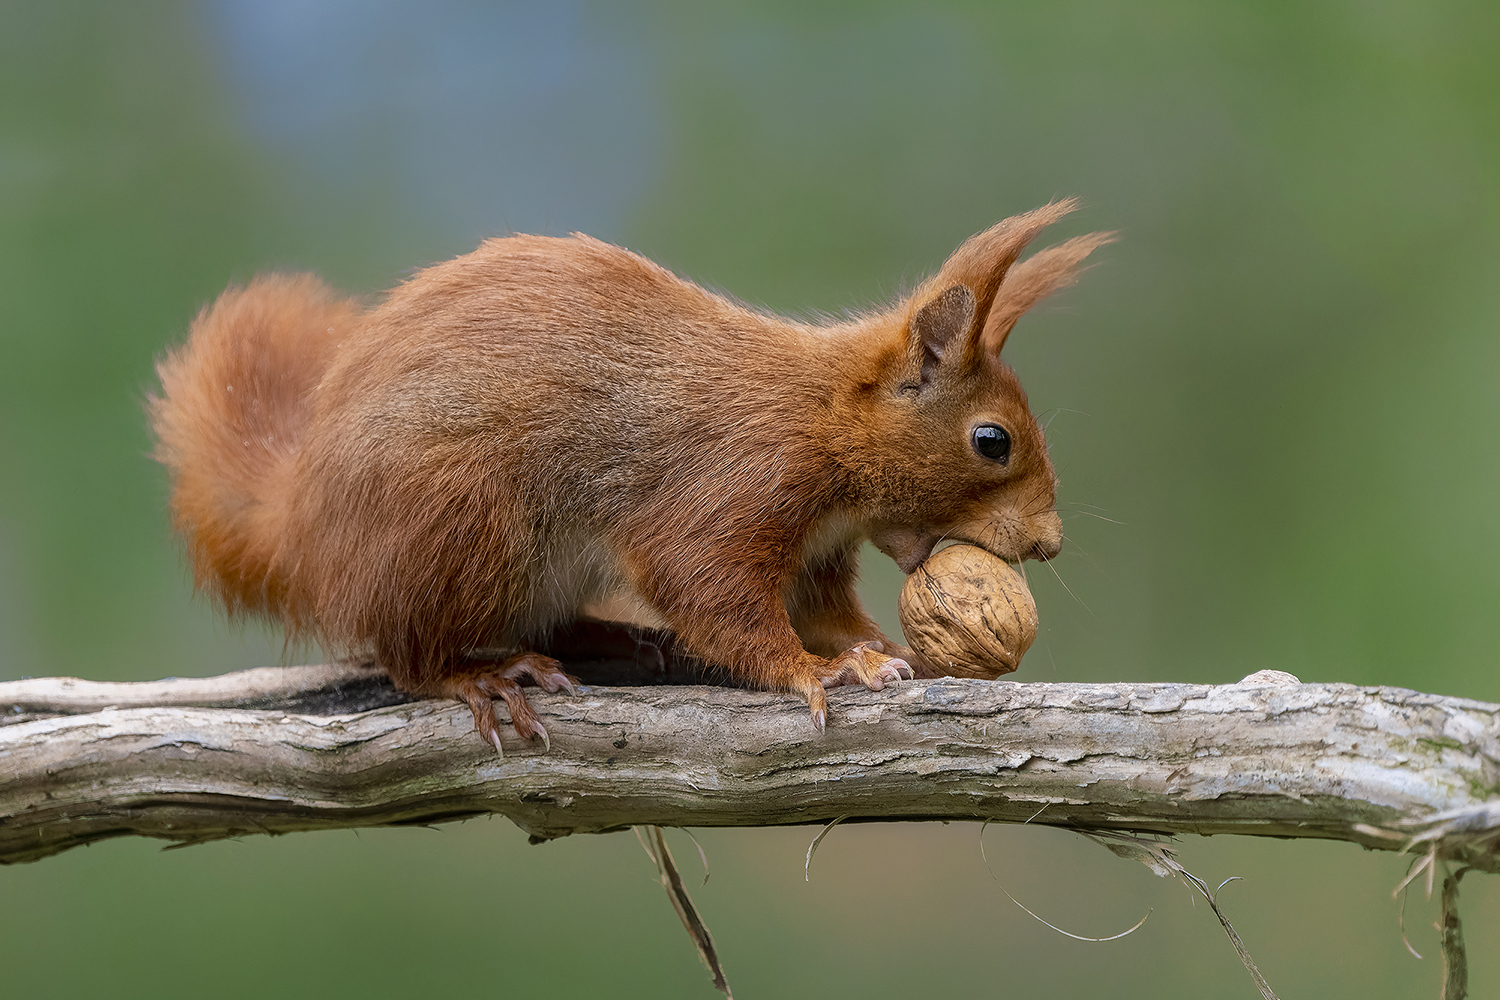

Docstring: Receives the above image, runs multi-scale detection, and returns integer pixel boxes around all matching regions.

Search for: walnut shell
[898,543,1038,679]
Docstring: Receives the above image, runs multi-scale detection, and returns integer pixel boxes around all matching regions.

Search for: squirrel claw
[881,659,913,683]
[446,651,577,752]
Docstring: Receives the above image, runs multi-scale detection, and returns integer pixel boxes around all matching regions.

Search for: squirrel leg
[786,541,916,661]
[786,543,916,694]
[444,653,579,756]
[634,557,910,733]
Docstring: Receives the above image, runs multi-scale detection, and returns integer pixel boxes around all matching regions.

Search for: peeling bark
[2,662,1498,870]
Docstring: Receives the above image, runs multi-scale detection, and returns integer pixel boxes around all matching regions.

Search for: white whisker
[1064,509,1125,525]
[1042,554,1094,618]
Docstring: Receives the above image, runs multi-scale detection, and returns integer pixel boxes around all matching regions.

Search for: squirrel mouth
[874,524,1051,574]
[936,524,1050,567]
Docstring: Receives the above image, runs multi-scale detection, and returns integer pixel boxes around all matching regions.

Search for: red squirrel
[151,199,1108,753]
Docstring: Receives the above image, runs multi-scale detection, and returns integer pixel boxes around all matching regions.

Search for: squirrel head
[841,200,1113,573]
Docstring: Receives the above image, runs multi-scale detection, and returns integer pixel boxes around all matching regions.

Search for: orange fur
[151,274,359,621]
[150,202,1110,742]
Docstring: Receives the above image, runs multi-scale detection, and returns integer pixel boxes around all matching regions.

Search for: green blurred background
[2,1,1497,996]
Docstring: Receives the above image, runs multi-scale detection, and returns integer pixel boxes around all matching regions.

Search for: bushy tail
[150,274,361,621]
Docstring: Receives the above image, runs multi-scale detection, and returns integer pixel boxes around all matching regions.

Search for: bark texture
[3,662,1498,869]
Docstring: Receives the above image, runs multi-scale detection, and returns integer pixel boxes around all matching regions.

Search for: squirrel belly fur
[150,199,1110,753]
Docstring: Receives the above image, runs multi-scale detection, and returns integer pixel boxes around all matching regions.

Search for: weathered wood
[2,664,1497,870]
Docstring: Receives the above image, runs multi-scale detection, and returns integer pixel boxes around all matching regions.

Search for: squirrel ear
[934,199,1080,356]
[909,285,976,383]
[903,200,1103,385]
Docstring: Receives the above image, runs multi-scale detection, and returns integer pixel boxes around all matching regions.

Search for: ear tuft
[980,230,1116,353]
[910,285,976,382]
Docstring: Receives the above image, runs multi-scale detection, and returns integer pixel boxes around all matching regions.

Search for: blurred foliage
[1,1,1497,997]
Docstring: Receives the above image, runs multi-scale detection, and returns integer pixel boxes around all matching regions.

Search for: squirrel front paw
[818,640,913,690]
[795,642,913,733]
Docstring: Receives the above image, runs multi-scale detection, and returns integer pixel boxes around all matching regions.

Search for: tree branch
[4,657,1498,870]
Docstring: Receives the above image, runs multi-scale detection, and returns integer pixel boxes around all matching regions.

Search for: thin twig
[1078,830,1280,1000]
[1439,864,1469,1000]
[679,827,711,886]
[636,826,732,997]
[804,816,848,882]
[979,822,1152,942]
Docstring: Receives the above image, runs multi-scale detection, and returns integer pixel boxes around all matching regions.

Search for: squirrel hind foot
[444,653,580,755]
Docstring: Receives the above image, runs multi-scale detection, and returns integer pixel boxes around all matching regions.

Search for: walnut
[898,543,1038,679]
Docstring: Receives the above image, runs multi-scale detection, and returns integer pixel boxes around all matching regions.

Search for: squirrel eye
[971,424,1011,464]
